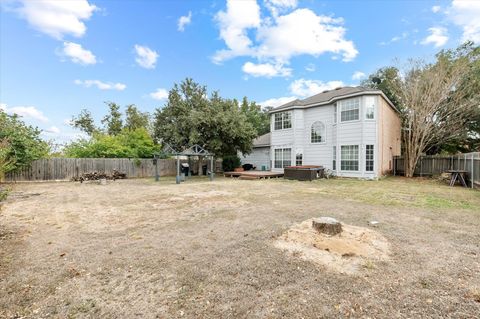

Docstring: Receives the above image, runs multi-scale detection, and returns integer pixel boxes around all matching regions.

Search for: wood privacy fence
[393,152,480,188]
[5,158,223,182]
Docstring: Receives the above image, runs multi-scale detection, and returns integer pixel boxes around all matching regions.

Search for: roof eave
[269,90,400,114]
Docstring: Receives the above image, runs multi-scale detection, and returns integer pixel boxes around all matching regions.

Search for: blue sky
[1,0,479,143]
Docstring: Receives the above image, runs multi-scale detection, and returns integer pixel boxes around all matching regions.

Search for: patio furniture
[446,169,468,187]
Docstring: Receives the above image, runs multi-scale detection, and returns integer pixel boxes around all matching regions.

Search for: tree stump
[312,217,342,235]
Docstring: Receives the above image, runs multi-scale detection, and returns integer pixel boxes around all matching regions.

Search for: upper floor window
[274,111,292,130]
[311,121,326,143]
[365,96,375,119]
[340,98,360,122]
[334,104,337,123]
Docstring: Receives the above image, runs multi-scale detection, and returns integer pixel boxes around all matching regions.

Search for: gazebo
[154,144,215,184]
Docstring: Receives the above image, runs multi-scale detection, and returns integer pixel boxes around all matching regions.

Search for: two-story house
[241,87,401,179]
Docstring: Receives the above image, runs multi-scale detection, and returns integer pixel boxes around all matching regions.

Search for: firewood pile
[72,170,127,183]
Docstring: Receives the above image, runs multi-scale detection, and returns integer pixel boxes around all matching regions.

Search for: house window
[296,153,303,166]
[366,145,374,171]
[334,104,337,123]
[274,112,292,130]
[341,145,359,171]
[332,146,336,170]
[340,98,360,122]
[365,96,375,119]
[311,121,326,143]
[274,148,291,168]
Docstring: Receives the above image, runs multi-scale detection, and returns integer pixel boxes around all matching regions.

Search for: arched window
[311,121,326,143]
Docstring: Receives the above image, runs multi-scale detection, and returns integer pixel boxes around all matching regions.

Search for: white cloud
[74,79,126,91]
[265,0,298,16]
[45,126,60,134]
[258,9,357,63]
[289,79,344,97]
[421,27,448,47]
[61,41,96,65]
[242,61,292,78]
[432,5,441,13]
[15,0,97,39]
[379,32,408,46]
[352,71,366,81]
[305,63,315,72]
[1,103,48,123]
[149,88,169,100]
[178,11,192,32]
[447,0,480,43]
[213,0,261,63]
[258,96,297,108]
[213,1,358,67]
[134,45,159,69]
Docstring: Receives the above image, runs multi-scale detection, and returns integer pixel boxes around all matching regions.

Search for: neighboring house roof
[252,132,271,148]
[270,86,398,113]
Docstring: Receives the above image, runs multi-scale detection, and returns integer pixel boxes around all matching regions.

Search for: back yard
[1,177,479,318]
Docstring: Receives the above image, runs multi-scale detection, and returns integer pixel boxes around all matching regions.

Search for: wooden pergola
[154,144,215,184]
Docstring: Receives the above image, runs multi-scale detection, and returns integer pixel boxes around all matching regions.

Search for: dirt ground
[1,176,479,318]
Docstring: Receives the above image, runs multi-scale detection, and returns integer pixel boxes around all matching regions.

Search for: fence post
[472,153,474,189]
[393,157,396,176]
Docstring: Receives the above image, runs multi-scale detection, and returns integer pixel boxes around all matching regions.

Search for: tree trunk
[312,217,342,235]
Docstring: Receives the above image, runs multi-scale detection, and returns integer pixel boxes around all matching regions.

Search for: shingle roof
[252,132,270,147]
[270,86,386,112]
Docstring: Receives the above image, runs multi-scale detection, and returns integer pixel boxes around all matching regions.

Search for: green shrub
[222,154,241,172]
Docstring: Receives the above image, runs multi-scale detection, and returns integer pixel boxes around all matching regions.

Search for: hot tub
[284,165,324,181]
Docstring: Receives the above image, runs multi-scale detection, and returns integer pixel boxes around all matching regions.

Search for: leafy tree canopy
[153,78,257,157]
[71,102,151,136]
[0,110,49,177]
[362,42,480,156]
[240,97,271,136]
[63,128,159,158]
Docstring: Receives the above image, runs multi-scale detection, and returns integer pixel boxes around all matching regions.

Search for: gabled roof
[252,132,270,148]
[269,86,398,113]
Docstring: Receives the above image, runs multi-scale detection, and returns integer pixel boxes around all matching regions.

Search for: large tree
[71,103,151,136]
[0,110,49,180]
[240,97,271,136]
[153,78,257,174]
[364,42,480,177]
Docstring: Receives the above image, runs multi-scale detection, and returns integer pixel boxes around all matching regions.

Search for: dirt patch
[275,219,390,274]
[1,177,479,318]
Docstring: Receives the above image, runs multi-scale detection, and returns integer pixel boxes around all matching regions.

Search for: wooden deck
[223,171,284,179]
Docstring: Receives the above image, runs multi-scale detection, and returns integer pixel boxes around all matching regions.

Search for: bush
[222,154,241,172]
[63,128,160,158]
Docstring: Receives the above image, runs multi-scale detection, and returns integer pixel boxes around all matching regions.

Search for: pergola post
[209,156,214,181]
[176,155,181,184]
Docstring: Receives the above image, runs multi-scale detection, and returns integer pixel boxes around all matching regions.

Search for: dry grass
[0,176,479,318]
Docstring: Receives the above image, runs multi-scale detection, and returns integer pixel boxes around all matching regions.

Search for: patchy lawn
[1,177,479,318]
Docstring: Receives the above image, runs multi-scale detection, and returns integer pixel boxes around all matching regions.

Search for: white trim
[270,91,399,114]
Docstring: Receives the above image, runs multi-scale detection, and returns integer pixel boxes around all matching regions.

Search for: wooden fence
[393,152,480,188]
[4,158,223,182]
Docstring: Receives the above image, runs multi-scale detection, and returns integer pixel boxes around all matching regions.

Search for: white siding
[303,105,333,169]
[240,147,270,170]
[271,110,295,171]
[270,94,383,178]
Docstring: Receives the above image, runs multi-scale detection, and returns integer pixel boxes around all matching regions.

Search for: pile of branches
[72,170,127,183]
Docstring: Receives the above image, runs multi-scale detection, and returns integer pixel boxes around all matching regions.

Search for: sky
[1,0,479,144]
